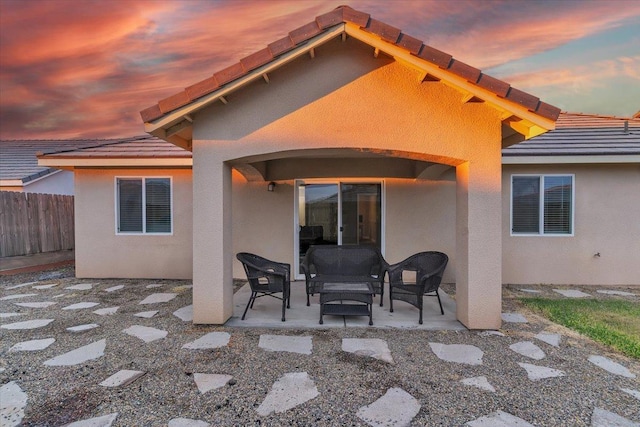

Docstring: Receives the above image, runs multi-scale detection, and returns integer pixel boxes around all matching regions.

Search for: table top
[319,282,373,293]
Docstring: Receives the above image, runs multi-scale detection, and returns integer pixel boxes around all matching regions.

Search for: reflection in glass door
[296,181,382,276]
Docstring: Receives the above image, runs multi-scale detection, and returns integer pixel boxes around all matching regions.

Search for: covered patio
[227,281,464,330]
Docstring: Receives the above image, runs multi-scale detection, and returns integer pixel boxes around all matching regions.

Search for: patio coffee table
[318,282,374,325]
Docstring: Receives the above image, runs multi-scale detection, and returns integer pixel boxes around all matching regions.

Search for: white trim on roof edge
[38,158,193,168]
[502,155,640,164]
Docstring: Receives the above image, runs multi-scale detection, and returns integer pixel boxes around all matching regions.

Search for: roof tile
[268,36,295,57]
[289,21,322,45]
[536,101,562,121]
[395,33,422,55]
[506,87,540,111]
[316,8,344,29]
[448,59,481,83]
[342,6,370,27]
[214,62,245,86]
[240,48,273,72]
[476,73,510,97]
[416,45,452,69]
[366,18,401,43]
[158,91,190,114]
[185,76,220,101]
[140,104,163,123]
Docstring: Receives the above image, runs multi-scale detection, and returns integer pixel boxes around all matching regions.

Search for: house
[0,139,146,195]
[502,112,640,286]
[39,5,568,329]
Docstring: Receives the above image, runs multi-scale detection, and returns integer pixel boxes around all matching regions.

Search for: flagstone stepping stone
[597,289,637,297]
[134,310,158,318]
[429,343,483,365]
[52,294,67,298]
[518,362,565,381]
[256,372,319,416]
[123,325,168,343]
[0,293,37,301]
[146,284,163,288]
[259,335,313,355]
[1,319,54,330]
[14,301,57,308]
[466,410,534,426]
[461,376,496,392]
[501,312,528,323]
[139,293,177,304]
[100,370,145,387]
[591,407,639,427]
[67,323,100,332]
[0,313,23,318]
[62,302,100,310]
[173,305,193,321]
[65,283,94,291]
[0,381,28,427]
[620,388,640,401]
[93,307,119,316]
[553,289,591,298]
[6,281,37,289]
[519,289,541,294]
[64,412,118,427]
[44,339,106,366]
[194,373,233,394]
[9,338,55,352]
[342,338,394,364]
[535,332,562,347]
[33,284,58,290]
[478,330,505,337]
[104,285,124,293]
[510,341,545,360]
[173,285,193,292]
[182,332,230,349]
[588,355,636,378]
[356,387,420,427]
[168,418,209,427]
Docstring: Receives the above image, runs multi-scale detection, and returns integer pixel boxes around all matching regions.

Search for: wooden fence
[0,191,74,257]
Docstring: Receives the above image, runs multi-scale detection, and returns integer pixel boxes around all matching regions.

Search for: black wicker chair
[236,252,291,322]
[388,251,449,324]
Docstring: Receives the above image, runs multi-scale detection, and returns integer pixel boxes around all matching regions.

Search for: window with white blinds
[511,175,573,236]
[117,177,171,234]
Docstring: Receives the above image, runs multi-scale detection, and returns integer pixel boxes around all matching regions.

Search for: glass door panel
[297,183,338,268]
[341,183,381,249]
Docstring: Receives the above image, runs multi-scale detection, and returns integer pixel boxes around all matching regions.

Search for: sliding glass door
[295,181,382,277]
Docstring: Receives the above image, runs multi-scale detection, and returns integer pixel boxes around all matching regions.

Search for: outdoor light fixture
[268,182,276,192]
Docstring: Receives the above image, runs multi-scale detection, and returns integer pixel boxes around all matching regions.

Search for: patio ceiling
[141,6,560,152]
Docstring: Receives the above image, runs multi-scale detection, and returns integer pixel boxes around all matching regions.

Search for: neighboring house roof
[37,135,192,169]
[502,112,640,164]
[0,139,104,187]
[140,5,560,149]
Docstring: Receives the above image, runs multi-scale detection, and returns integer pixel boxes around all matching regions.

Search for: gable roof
[140,5,560,149]
[36,135,191,169]
[502,112,640,164]
[0,139,103,187]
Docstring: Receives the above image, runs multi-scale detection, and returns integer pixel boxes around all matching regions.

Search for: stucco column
[455,161,502,329]
[192,141,233,324]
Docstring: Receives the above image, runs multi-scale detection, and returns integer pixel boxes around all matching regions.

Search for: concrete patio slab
[225,282,465,330]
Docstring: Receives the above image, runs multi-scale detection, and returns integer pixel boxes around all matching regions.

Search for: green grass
[520,297,640,359]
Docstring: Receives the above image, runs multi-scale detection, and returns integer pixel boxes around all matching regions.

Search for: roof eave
[502,154,640,164]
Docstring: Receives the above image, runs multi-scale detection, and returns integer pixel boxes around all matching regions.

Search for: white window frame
[115,176,173,235]
[510,174,574,237]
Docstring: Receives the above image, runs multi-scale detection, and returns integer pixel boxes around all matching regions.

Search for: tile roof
[38,135,190,159]
[503,113,640,157]
[0,139,105,183]
[140,5,560,125]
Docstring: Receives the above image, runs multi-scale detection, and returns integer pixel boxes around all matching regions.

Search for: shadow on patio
[226,281,465,330]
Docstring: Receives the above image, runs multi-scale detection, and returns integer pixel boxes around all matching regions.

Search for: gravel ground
[1,267,639,426]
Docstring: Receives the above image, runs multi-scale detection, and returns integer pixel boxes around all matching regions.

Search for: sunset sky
[1,0,638,140]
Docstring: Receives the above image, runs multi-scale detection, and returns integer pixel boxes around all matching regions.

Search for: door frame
[293,178,386,279]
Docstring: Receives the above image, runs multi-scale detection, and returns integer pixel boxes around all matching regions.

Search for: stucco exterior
[74,168,193,279]
[502,163,640,285]
[191,37,504,328]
